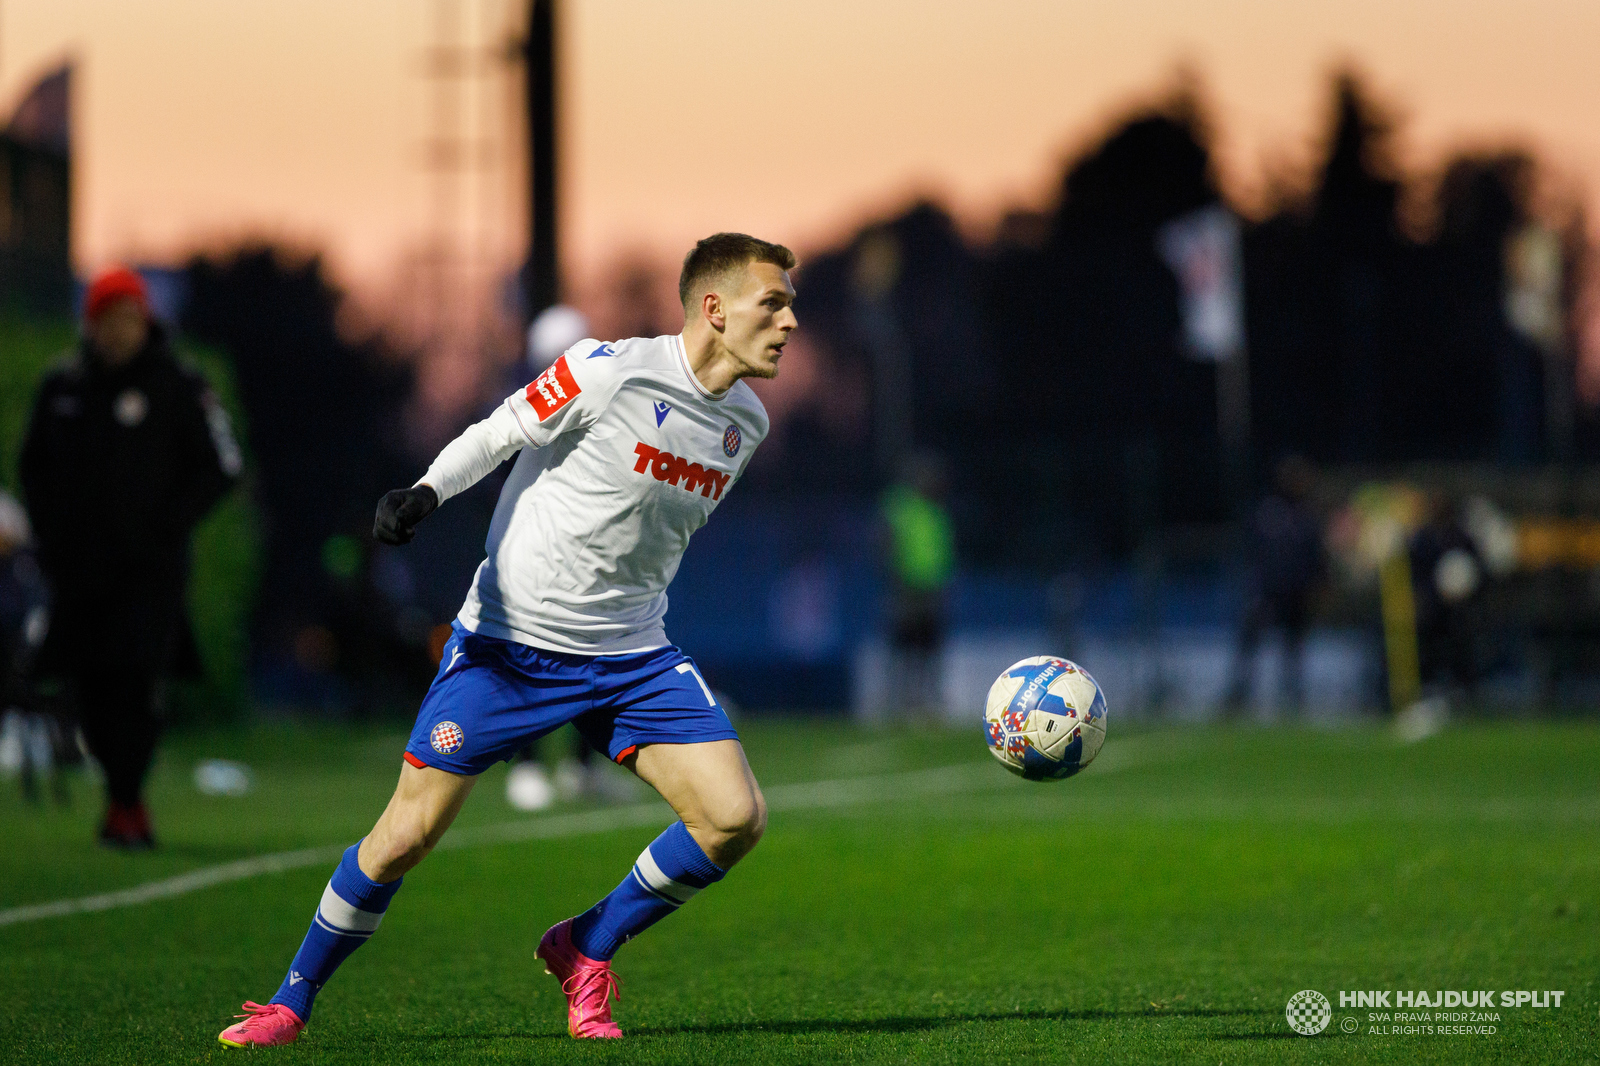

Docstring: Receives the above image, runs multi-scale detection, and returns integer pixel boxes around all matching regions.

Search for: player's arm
[17,380,61,571]
[372,403,522,544]
[373,351,610,544]
[172,372,244,527]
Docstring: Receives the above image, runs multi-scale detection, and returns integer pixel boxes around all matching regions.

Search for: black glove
[373,485,439,544]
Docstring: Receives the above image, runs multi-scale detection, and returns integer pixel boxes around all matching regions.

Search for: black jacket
[19,325,241,674]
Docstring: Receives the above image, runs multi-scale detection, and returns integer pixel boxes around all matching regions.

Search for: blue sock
[268,843,402,1021]
[569,821,725,960]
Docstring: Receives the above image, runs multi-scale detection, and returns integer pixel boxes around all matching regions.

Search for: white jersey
[418,333,768,655]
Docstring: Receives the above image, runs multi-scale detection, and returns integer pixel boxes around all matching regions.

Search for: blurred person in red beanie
[19,266,242,848]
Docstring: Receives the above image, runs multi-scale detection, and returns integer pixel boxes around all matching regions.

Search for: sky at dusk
[4,0,1599,304]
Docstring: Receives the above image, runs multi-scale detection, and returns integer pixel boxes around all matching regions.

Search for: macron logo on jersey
[526,356,580,421]
[633,442,730,500]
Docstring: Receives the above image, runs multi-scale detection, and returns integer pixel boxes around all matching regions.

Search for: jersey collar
[673,334,729,402]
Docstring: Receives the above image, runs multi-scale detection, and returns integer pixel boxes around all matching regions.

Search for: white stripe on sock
[317,882,385,934]
[313,912,373,939]
[629,867,682,907]
[633,846,700,905]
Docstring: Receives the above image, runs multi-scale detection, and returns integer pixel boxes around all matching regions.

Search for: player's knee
[393,831,437,869]
[364,838,413,880]
[746,790,768,848]
[713,788,766,852]
[365,817,442,880]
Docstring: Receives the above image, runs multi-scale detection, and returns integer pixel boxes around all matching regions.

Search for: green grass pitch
[1,716,1596,1064]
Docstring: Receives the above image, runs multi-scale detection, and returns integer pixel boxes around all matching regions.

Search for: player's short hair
[678,233,796,309]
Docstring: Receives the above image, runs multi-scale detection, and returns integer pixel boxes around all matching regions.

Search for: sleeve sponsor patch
[525,355,581,421]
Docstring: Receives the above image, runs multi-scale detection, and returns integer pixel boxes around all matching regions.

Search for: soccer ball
[984,656,1107,780]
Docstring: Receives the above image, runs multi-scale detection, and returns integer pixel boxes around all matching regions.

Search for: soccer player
[219,233,796,1047]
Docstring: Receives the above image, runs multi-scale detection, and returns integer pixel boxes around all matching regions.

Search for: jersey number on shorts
[676,663,716,707]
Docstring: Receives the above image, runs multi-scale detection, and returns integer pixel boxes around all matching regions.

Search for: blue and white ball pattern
[983,656,1107,780]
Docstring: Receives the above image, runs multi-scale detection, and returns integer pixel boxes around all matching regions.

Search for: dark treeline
[748,72,1590,567]
[0,66,73,316]
[183,249,432,707]
[67,71,1591,703]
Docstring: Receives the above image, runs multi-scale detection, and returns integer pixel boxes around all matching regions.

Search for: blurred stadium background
[2,1,1599,727]
[2,2,1598,1060]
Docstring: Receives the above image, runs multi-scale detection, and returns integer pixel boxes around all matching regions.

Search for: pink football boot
[536,918,623,1038]
[217,1001,305,1048]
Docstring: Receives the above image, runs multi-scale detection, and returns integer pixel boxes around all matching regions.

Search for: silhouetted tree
[982,94,1221,558]
[1248,71,1406,464]
[183,248,418,705]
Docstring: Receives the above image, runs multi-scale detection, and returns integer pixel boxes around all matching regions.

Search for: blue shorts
[403,622,739,776]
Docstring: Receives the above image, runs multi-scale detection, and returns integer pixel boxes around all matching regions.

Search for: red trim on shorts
[614,744,638,764]
[404,751,429,769]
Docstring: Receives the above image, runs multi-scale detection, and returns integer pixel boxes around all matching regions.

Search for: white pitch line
[0,762,995,929]
[0,743,1159,930]
[0,843,349,929]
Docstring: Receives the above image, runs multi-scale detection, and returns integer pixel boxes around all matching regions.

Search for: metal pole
[525,0,557,321]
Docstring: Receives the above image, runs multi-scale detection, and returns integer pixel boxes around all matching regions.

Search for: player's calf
[264,842,405,1024]
[567,819,729,963]
[551,740,765,972]
[216,762,475,1042]
[542,818,731,1039]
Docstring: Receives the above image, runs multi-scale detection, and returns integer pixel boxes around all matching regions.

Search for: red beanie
[84,267,150,322]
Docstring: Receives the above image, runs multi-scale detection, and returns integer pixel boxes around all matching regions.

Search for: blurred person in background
[0,489,65,804]
[1408,492,1484,701]
[19,266,242,848]
[881,452,955,717]
[1224,456,1326,716]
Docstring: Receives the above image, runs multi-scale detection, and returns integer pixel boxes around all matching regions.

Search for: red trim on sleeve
[614,745,638,764]
[404,751,429,769]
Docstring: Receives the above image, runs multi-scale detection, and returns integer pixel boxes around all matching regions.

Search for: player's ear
[702,290,726,332]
